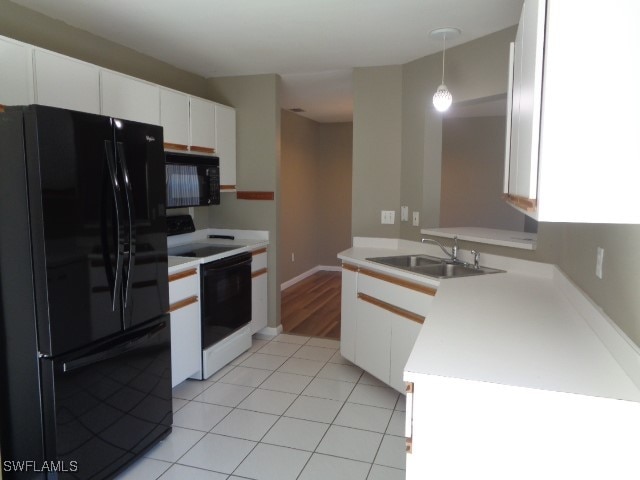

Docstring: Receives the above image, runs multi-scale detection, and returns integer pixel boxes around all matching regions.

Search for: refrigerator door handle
[104,140,125,311]
[62,321,167,373]
[116,142,136,309]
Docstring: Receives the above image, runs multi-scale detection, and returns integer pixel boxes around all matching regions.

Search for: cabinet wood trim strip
[0,104,5,113]
[359,268,437,297]
[163,142,189,151]
[168,268,198,282]
[236,191,275,201]
[406,437,413,454]
[357,293,425,324]
[169,295,198,312]
[189,146,215,154]
[502,193,537,212]
[220,185,236,191]
[251,248,267,256]
[342,263,359,273]
[252,268,268,279]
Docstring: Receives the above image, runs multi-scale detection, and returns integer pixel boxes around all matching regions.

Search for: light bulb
[433,84,452,112]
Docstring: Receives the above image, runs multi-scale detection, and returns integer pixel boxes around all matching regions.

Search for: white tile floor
[114,334,406,480]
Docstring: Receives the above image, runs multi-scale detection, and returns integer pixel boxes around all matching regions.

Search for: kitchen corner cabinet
[505,0,640,223]
[0,36,34,106]
[168,267,201,387]
[34,49,100,114]
[250,248,268,334]
[341,263,436,393]
[215,104,237,190]
[100,70,160,125]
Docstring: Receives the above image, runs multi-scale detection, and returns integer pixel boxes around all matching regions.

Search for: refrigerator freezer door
[114,119,169,330]
[39,318,172,479]
[24,106,125,356]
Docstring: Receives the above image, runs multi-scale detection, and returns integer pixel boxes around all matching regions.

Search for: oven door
[200,252,252,348]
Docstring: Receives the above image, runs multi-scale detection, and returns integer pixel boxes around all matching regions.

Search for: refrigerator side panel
[0,109,47,479]
[28,106,124,356]
[115,120,168,329]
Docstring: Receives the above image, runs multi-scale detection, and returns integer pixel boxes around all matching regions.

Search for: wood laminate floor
[281,270,341,339]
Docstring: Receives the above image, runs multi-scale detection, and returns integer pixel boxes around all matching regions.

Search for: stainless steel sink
[366,254,504,279]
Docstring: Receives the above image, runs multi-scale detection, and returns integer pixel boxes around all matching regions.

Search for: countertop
[168,228,269,272]
[339,237,640,402]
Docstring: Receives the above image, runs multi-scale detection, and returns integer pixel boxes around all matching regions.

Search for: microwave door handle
[116,142,135,308]
[104,140,124,311]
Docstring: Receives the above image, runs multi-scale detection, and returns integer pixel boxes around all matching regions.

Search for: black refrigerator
[0,105,172,479]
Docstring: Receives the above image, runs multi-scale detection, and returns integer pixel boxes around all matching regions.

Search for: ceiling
[13,0,522,122]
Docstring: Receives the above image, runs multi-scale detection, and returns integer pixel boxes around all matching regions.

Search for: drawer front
[251,250,267,272]
[169,268,199,304]
[358,269,435,317]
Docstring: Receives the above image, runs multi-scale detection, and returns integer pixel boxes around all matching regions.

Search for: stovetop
[167,243,238,258]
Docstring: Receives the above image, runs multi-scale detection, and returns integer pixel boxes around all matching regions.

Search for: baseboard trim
[281,265,341,291]
[254,325,283,339]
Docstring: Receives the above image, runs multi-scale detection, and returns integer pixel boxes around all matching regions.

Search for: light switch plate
[596,247,604,279]
[381,210,395,224]
[401,206,409,222]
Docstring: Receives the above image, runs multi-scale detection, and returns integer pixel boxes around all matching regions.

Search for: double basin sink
[366,254,504,279]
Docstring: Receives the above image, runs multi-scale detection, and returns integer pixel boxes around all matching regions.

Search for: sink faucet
[421,236,459,262]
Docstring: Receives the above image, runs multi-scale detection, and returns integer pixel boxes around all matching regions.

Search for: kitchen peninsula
[339,237,640,479]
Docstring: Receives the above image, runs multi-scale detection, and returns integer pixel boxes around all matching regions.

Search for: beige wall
[0,0,207,96]
[441,116,525,230]
[352,65,403,237]
[280,110,352,283]
[206,75,282,328]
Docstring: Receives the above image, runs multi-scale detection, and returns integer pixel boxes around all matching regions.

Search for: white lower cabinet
[340,265,358,363]
[250,248,268,334]
[168,267,201,387]
[341,263,436,393]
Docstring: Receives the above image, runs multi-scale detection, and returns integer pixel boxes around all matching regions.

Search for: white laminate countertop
[167,228,269,272]
[339,237,640,403]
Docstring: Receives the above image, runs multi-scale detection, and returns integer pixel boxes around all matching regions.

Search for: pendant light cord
[441,34,447,84]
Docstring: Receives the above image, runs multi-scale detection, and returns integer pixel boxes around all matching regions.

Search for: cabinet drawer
[358,268,435,317]
[169,268,199,304]
[251,249,267,272]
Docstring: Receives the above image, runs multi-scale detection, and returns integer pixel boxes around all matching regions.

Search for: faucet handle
[470,250,480,269]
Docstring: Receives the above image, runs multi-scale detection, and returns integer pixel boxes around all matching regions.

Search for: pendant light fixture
[430,27,461,112]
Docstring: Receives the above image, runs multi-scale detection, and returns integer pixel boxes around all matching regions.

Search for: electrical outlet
[596,247,604,279]
[401,206,409,222]
[381,210,395,224]
[412,211,420,226]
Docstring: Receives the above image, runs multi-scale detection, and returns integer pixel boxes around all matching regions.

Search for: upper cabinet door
[215,104,237,189]
[505,0,640,223]
[34,49,100,114]
[160,88,189,149]
[0,36,34,106]
[100,70,160,125]
[189,97,216,153]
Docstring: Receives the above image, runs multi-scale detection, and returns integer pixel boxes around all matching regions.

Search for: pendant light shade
[433,84,452,112]
[430,27,461,113]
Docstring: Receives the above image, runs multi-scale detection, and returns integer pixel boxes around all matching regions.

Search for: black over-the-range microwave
[165,151,220,208]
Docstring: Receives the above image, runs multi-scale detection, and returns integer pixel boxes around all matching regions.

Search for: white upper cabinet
[0,36,34,106]
[215,104,237,189]
[189,97,216,153]
[505,0,640,223]
[160,88,190,148]
[34,49,100,114]
[100,70,160,125]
